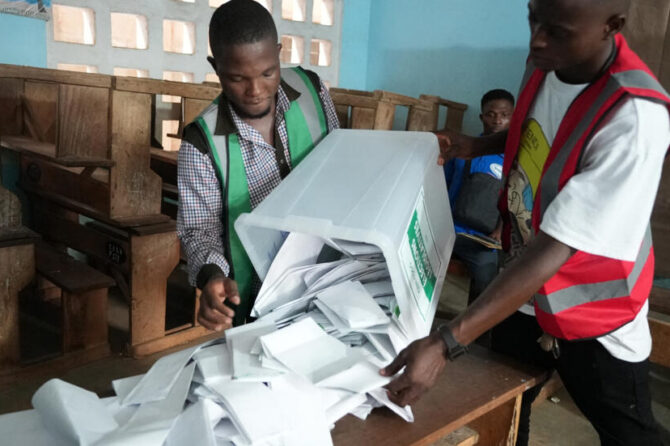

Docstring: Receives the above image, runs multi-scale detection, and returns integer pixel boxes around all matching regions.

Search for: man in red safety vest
[382,1,669,444]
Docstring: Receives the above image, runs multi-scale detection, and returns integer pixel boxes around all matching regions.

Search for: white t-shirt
[506,71,670,362]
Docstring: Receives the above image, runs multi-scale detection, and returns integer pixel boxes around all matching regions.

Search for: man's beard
[232,102,273,120]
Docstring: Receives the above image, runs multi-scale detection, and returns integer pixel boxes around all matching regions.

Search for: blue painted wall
[0,12,47,66]
[339,0,372,90]
[0,12,47,211]
[339,0,530,135]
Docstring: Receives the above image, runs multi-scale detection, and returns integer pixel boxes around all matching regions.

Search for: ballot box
[236,129,455,350]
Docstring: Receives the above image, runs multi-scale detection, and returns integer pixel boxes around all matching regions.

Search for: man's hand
[197,276,241,332]
[380,332,448,406]
[435,130,475,165]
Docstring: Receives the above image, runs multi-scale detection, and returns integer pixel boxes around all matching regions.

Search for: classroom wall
[0,12,47,205]
[339,0,371,90]
[0,13,47,67]
[339,0,530,135]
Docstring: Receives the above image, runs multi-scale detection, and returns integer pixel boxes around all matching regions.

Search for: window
[205,73,220,84]
[57,63,98,73]
[282,0,305,22]
[209,0,229,7]
[111,13,148,50]
[47,0,342,87]
[163,71,195,103]
[114,67,149,78]
[162,120,181,151]
[310,39,331,66]
[280,35,304,64]
[52,4,95,45]
[163,20,196,55]
[312,0,333,26]
[256,0,272,11]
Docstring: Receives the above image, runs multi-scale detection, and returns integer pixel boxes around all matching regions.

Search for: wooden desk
[332,346,547,446]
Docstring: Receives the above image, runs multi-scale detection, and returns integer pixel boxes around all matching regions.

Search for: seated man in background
[444,89,514,304]
[177,0,339,332]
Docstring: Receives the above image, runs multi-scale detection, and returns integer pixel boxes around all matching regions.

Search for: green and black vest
[184,66,328,325]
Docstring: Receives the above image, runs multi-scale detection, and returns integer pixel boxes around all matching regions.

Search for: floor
[0,274,668,445]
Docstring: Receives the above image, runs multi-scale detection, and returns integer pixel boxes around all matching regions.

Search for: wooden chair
[408,94,468,132]
[329,88,435,131]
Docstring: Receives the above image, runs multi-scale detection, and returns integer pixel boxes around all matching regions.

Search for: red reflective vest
[500,34,670,340]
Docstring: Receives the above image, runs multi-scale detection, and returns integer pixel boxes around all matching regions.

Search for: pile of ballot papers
[0,233,417,446]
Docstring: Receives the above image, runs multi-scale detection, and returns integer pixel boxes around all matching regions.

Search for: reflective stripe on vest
[501,34,670,340]
[194,66,328,325]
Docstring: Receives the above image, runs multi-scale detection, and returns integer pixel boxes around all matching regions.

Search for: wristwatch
[437,324,468,361]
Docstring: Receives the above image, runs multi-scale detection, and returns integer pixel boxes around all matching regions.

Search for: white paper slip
[325,392,367,426]
[316,359,390,394]
[32,378,119,446]
[253,264,313,317]
[97,363,196,446]
[269,374,333,446]
[260,233,325,290]
[368,387,414,423]
[259,317,359,383]
[165,399,220,446]
[313,300,351,335]
[305,259,372,294]
[364,332,397,362]
[194,344,233,383]
[207,380,283,444]
[303,259,349,289]
[122,341,207,406]
[0,408,69,446]
[363,280,394,297]
[330,239,381,257]
[226,319,283,381]
[317,280,389,329]
[111,374,144,401]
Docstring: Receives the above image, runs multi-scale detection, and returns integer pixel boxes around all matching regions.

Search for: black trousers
[451,235,499,304]
[491,312,663,446]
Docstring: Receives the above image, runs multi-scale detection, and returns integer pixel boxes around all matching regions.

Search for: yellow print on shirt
[506,119,551,253]
[518,119,551,198]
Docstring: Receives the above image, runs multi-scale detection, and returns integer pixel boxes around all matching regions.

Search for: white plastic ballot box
[235,129,455,344]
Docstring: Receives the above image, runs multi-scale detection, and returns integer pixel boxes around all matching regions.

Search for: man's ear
[605,14,626,39]
[207,56,217,72]
[479,113,484,123]
[277,42,282,55]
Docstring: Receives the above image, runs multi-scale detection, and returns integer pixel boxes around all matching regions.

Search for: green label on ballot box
[399,187,441,321]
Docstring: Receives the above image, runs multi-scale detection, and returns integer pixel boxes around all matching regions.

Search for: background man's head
[480,89,515,135]
[208,0,281,119]
[527,0,630,75]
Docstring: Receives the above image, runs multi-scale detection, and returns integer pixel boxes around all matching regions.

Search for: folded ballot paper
[0,130,453,445]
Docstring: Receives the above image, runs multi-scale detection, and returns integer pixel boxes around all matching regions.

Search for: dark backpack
[452,160,501,234]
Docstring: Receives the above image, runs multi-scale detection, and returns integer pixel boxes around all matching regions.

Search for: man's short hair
[481,89,515,110]
[209,0,278,57]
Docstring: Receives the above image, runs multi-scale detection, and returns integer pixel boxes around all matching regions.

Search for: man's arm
[381,231,574,406]
[177,141,240,331]
[436,129,508,165]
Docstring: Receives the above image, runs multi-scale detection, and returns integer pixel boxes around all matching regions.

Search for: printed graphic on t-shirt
[505,119,551,262]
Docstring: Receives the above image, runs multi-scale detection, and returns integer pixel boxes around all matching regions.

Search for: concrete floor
[0,276,668,445]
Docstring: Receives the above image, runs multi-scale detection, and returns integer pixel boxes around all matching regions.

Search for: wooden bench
[35,243,115,355]
[0,183,37,369]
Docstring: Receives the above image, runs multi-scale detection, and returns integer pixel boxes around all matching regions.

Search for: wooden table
[332,346,548,446]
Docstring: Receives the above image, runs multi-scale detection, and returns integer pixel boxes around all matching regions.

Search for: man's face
[480,99,513,135]
[527,0,610,73]
[210,37,281,119]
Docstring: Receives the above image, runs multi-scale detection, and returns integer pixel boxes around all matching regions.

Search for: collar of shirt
[213,79,301,137]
